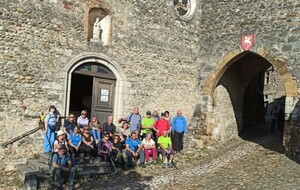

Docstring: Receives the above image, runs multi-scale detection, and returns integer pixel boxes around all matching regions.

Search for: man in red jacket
[153,112,170,141]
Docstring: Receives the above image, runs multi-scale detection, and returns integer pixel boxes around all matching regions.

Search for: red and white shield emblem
[241,34,254,51]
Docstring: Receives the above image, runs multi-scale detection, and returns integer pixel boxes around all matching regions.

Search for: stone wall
[1,0,300,169]
[0,0,202,169]
[193,0,300,148]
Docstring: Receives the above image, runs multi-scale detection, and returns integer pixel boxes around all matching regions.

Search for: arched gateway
[63,53,130,124]
[200,48,298,148]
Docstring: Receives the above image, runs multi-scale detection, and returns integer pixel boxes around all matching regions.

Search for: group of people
[42,105,188,190]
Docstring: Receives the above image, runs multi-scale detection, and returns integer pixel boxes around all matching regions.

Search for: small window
[76,63,92,71]
[97,66,109,74]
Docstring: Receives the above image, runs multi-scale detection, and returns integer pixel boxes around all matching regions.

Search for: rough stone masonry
[0,0,299,170]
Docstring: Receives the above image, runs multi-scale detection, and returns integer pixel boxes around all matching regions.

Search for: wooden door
[91,78,116,124]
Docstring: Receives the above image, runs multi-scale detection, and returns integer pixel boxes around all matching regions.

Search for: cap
[57,130,65,137]
[161,112,166,116]
[58,144,67,150]
[146,111,151,115]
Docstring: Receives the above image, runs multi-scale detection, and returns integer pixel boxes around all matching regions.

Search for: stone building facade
[0,0,300,169]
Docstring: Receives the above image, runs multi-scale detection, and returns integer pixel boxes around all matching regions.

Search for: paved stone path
[76,132,300,190]
[1,132,300,190]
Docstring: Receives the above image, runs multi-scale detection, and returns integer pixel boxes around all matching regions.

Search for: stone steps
[16,153,112,189]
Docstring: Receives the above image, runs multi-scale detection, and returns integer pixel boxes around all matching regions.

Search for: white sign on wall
[100,89,109,102]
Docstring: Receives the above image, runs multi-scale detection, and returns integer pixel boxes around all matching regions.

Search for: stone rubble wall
[0,0,300,169]
[0,0,200,169]
[191,0,300,148]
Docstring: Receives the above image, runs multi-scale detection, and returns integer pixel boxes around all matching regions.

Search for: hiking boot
[168,162,174,168]
[89,158,94,164]
[139,163,146,168]
[162,163,166,168]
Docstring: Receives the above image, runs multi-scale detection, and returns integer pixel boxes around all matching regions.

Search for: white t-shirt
[53,140,67,152]
[142,138,155,147]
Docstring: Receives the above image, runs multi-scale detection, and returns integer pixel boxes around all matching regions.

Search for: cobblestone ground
[77,130,300,190]
[1,130,300,190]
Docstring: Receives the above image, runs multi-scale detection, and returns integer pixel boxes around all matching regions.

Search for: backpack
[49,152,70,168]
[40,111,61,131]
[48,152,60,167]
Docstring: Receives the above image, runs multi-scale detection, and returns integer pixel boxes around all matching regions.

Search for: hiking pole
[107,153,117,174]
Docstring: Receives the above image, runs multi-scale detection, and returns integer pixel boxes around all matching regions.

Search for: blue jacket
[172,116,188,134]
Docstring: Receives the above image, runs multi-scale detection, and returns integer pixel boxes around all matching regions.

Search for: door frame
[63,53,131,124]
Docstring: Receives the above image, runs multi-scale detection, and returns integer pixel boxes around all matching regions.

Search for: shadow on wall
[283,98,300,163]
[78,170,153,189]
[239,96,286,154]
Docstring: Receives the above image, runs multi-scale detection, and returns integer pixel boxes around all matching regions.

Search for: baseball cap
[58,144,67,150]
[146,111,151,115]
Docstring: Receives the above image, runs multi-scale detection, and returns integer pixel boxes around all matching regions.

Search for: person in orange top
[153,112,170,141]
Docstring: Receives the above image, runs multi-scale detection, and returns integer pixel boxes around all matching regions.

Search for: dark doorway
[69,73,93,118]
[216,52,285,153]
[69,63,116,124]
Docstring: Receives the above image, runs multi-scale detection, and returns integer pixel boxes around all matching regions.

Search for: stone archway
[63,53,130,124]
[199,47,298,148]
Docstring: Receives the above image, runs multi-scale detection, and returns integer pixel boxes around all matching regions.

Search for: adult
[119,122,131,140]
[140,111,155,140]
[77,110,89,132]
[63,113,77,139]
[102,115,116,140]
[165,111,172,126]
[142,132,157,164]
[153,112,170,140]
[54,130,69,152]
[158,130,174,168]
[82,126,96,162]
[98,133,115,172]
[68,126,84,164]
[125,132,146,168]
[118,107,142,134]
[270,106,278,132]
[112,133,124,165]
[89,116,102,144]
[151,111,160,121]
[50,144,76,190]
[43,105,60,153]
[171,110,188,153]
[277,108,285,134]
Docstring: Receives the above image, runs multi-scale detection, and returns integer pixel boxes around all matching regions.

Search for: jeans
[125,149,145,166]
[51,167,76,188]
[90,130,101,141]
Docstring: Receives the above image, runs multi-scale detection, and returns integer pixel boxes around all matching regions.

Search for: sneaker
[79,159,84,164]
[168,162,174,168]
[162,163,166,168]
[152,160,157,165]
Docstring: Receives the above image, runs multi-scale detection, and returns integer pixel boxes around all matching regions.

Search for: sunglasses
[81,113,86,115]
[70,116,75,118]
[83,129,89,131]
